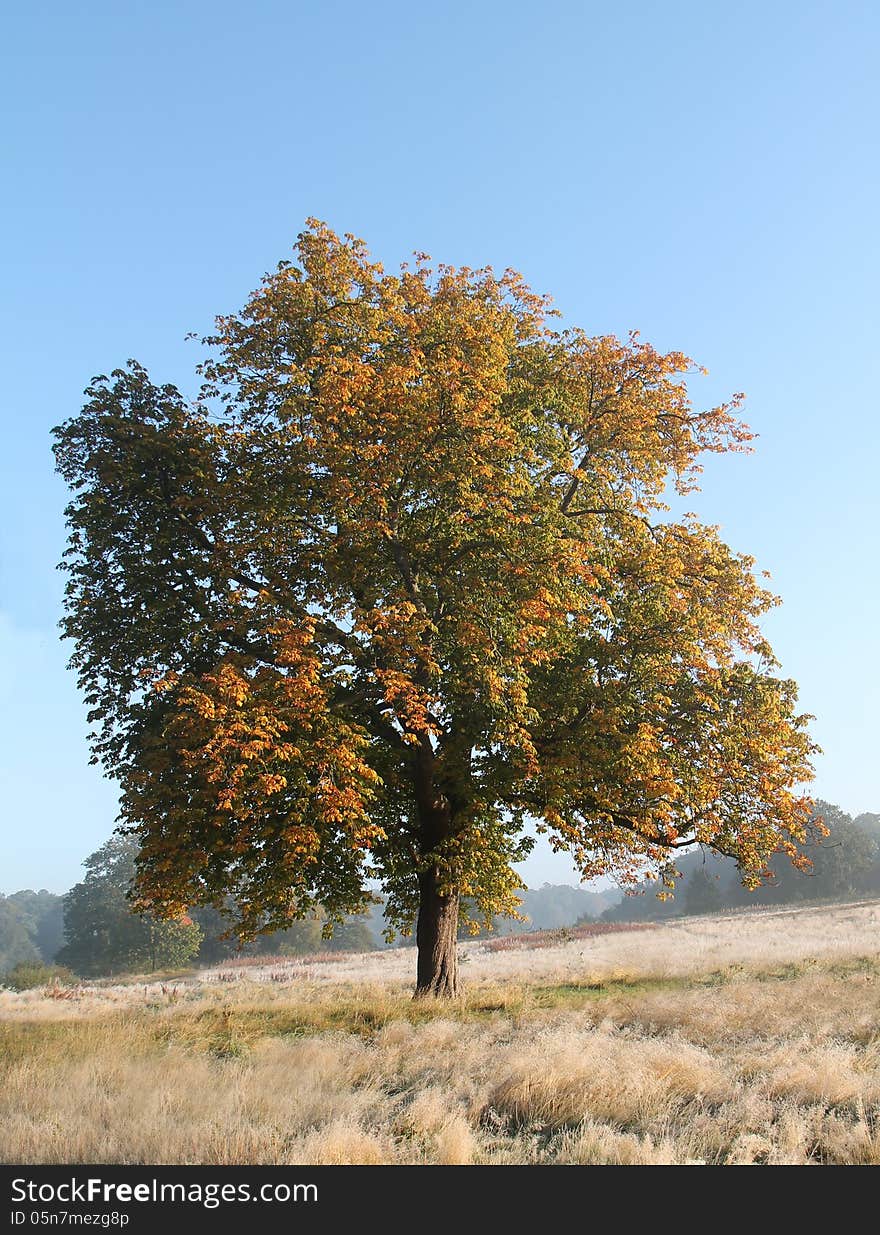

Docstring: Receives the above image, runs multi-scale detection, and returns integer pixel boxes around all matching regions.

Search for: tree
[6,890,65,962]
[0,891,65,974]
[56,836,201,976]
[189,902,243,963]
[800,802,878,900]
[54,220,817,997]
[0,898,40,974]
[685,864,723,915]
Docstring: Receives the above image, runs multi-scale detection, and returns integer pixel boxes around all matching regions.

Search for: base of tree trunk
[414,870,460,998]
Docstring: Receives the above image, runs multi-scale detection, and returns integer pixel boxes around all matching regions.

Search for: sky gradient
[1,1,878,892]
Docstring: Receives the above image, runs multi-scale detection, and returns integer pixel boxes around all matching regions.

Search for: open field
[3,900,880,1165]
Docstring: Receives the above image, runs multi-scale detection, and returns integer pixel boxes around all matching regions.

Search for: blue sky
[1,1,877,893]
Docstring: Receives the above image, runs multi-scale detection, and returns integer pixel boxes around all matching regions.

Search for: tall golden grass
[3,901,880,1165]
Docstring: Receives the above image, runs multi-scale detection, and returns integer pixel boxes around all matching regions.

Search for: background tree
[320,915,377,953]
[5,890,65,962]
[56,835,201,976]
[188,902,242,964]
[604,800,879,920]
[190,899,377,960]
[684,865,724,916]
[54,221,817,996]
[0,898,40,974]
[0,891,64,975]
[809,805,878,899]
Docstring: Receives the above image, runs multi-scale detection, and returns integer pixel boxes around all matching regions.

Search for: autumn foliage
[54,220,817,995]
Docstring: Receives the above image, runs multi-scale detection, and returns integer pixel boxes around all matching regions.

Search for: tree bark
[414,867,460,998]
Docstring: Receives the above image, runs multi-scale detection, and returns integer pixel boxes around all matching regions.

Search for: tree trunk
[414,867,460,998]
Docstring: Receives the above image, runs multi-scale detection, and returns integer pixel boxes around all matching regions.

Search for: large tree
[54,221,816,996]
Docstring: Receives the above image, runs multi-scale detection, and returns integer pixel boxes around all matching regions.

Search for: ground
[3,900,880,1165]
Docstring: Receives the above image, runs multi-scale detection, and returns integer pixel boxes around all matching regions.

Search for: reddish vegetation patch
[482,922,658,952]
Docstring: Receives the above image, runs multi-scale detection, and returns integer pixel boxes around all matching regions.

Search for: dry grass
[482,921,655,951]
[3,900,880,1165]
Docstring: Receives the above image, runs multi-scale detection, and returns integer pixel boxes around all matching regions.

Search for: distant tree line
[0,889,65,974]
[600,802,880,923]
[1,833,379,981]
[460,883,621,940]
[3,801,877,981]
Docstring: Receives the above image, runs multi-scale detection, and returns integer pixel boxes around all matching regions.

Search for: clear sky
[1,1,877,894]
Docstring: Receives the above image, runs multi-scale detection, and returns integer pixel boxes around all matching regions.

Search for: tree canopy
[54,220,817,995]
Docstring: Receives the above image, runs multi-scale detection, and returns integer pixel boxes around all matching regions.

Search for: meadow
[3,900,880,1166]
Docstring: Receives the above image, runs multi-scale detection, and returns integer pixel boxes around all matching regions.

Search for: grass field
[3,900,880,1165]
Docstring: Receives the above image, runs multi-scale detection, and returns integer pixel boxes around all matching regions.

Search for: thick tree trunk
[414,867,460,998]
